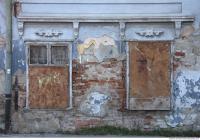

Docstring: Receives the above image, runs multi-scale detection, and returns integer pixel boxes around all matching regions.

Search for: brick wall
[72,58,126,110]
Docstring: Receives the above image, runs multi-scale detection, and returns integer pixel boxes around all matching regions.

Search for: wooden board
[29,66,69,109]
[129,41,171,110]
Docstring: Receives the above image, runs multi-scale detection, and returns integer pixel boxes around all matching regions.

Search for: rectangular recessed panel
[21,3,182,15]
[29,66,69,109]
[129,41,171,110]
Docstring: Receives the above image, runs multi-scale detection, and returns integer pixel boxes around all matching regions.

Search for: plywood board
[29,66,69,109]
[129,41,171,110]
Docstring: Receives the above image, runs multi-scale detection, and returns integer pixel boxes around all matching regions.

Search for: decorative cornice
[35,29,63,37]
[135,29,164,37]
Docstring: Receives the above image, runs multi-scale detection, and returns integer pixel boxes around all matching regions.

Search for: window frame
[126,41,173,110]
[25,41,73,110]
[29,44,48,66]
[28,43,69,67]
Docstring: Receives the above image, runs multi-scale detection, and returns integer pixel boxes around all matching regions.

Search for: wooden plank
[129,41,171,110]
[29,66,69,109]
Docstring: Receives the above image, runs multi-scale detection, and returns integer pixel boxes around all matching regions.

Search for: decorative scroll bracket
[175,21,182,38]
[18,21,24,38]
[73,21,79,40]
[35,29,63,37]
[135,28,164,37]
[120,22,126,40]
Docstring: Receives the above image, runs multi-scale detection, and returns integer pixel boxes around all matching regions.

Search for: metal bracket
[175,21,182,38]
[73,21,79,40]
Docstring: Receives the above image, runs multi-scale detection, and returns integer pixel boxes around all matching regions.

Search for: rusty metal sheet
[29,66,69,109]
[129,41,171,110]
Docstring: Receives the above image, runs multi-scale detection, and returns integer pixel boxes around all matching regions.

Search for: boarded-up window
[28,44,69,109]
[128,41,171,110]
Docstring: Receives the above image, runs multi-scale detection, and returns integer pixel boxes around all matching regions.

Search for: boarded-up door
[28,45,69,109]
[129,42,171,110]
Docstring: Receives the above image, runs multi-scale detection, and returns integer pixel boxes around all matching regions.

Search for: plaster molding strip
[17,15,194,23]
[69,43,73,109]
[126,42,130,109]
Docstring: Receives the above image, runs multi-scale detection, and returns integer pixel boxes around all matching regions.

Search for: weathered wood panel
[29,66,69,109]
[129,41,171,110]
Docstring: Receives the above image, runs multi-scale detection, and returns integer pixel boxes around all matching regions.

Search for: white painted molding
[35,29,63,37]
[17,15,194,23]
[135,29,164,37]
[18,0,184,4]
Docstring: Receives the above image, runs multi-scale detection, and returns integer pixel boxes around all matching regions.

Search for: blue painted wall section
[0,48,5,70]
[12,40,26,74]
[166,70,200,127]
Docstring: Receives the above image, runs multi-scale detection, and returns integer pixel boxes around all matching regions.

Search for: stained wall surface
[0,0,200,133]
[0,0,7,130]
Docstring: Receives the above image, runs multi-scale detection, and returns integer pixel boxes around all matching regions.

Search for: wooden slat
[129,41,171,110]
[29,66,69,109]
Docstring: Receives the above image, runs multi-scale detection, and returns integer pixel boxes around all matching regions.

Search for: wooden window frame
[28,43,69,67]
[25,41,73,110]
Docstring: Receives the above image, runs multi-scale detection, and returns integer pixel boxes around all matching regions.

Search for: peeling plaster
[12,40,26,73]
[0,48,5,69]
[77,35,119,63]
[84,60,123,81]
[0,70,5,94]
[80,91,111,117]
[0,36,5,46]
[0,0,6,36]
[166,70,200,127]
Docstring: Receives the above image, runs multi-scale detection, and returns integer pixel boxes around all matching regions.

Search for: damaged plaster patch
[77,35,119,63]
[0,36,5,46]
[84,60,123,81]
[0,70,5,94]
[12,40,26,73]
[166,70,200,127]
[80,91,111,117]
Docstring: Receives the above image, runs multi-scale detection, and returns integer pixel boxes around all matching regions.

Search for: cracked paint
[77,35,119,63]
[12,40,26,73]
[0,48,5,69]
[166,70,200,127]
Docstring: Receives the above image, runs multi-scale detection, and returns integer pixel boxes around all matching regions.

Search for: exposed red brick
[174,51,185,57]
[75,119,103,129]
[72,60,126,110]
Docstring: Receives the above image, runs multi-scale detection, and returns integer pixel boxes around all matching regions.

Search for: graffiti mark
[38,72,60,88]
